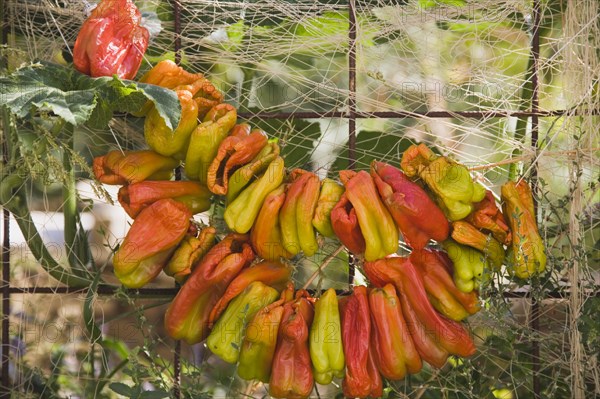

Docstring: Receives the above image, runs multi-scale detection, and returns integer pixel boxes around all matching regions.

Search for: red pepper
[73,0,149,79]
[207,260,291,327]
[113,199,191,288]
[363,257,476,367]
[270,297,315,399]
[410,249,480,321]
[164,234,254,344]
[118,180,212,219]
[93,150,178,185]
[371,161,449,249]
[330,193,366,255]
[339,286,382,398]
[369,284,422,379]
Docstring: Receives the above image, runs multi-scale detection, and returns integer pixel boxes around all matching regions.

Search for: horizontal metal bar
[237,109,599,120]
[6,285,599,298]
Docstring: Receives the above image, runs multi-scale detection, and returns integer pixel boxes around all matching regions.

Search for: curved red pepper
[331,193,366,255]
[164,234,254,344]
[270,297,315,399]
[371,161,449,249]
[339,286,382,398]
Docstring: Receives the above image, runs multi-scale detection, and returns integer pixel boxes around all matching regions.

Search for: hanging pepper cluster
[92,57,547,397]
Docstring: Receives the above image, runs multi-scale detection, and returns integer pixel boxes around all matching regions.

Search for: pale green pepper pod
[312,178,344,238]
[400,143,486,221]
[206,281,279,364]
[184,104,237,183]
[310,288,345,385]
[224,156,285,234]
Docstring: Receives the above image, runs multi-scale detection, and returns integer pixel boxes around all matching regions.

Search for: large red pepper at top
[73,0,149,79]
[371,161,449,249]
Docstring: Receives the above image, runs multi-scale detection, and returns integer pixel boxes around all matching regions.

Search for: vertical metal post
[530,0,541,398]
[171,0,182,396]
[1,206,10,398]
[0,0,11,394]
[173,0,182,65]
[347,0,357,286]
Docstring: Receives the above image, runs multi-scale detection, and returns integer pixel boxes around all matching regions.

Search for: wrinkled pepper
[224,156,285,234]
[309,288,345,385]
[144,89,199,160]
[113,199,191,288]
[73,0,149,79]
[339,170,398,261]
[400,143,486,221]
[164,234,254,344]
[207,126,268,195]
[250,185,294,261]
[339,286,382,399]
[363,257,476,366]
[137,60,223,118]
[371,161,449,249]
[330,193,366,255]
[501,180,547,279]
[364,257,449,368]
[369,284,422,379]
[466,190,511,245]
[410,249,480,321]
[451,220,505,269]
[227,139,281,203]
[93,150,178,185]
[207,281,279,363]
[118,180,212,219]
[312,178,344,238]
[270,297,315,399]
[185,104,237,183]
[208,260,291,326]
[164,226,217,283]
[238,297,286,382]
[279,170,321,257]
[442,239,489,293]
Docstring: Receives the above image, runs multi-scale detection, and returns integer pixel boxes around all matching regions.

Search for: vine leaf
[0,61,181,129]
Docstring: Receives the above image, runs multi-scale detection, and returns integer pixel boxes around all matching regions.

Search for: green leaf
[109,382,133,397]
[0,62,181,129]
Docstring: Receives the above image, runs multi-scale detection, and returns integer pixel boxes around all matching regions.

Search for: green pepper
[184,104,237,183]
[309,288,345,385]
[224,156,285,234]
[400,143,486,221]
[238,297,286,382]
[144,89,199,160]
[312,178,344,238]
[226,139,280,203]
[206,281,279,363]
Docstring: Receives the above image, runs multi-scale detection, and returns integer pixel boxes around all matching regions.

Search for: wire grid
[1,0,599,398]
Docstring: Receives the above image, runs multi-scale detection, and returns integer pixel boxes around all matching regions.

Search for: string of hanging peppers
[77,2,547,397]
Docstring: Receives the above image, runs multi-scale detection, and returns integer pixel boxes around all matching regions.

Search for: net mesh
[1,0,599,397]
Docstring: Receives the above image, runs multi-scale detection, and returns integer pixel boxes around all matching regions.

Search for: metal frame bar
[0,0,598,397]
